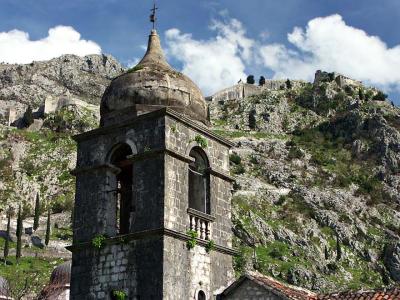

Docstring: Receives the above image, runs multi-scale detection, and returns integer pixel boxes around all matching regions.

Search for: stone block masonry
[70,108,236,299]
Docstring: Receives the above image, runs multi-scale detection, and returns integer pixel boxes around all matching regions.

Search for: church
[69,12,236,299]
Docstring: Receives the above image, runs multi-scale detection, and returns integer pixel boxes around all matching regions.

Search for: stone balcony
[187,208,215,240]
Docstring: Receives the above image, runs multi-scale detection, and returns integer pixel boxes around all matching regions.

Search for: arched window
[188,147,210,214]
[198,290,206,300]
[110,144,134,235]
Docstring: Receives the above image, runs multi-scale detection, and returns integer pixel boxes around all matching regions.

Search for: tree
[336,233,342,261]
[259,76,266,86]
[246,75,255,85]
[358,88,365,100]
[373,90,388,101]
[324,245,329,260]
[22,105,34,127]
[286,79,292,89]
[249,110,257,130]
[16,205,23,262]
[33,193,40,231]
[3,207,12,264]
[45,208,51,246]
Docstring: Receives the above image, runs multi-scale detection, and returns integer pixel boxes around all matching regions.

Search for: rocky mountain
[0,55,399,294]
[209,76,400,292]
[0,53,124,123]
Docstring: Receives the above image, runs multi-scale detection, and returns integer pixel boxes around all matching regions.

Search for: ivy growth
[194,135,208,148]
[170,124,177,133]
[126,65,143,74]
[92,234,106,249]
[205,240,215,253]
[112,290,127,300]
[186,230,198,250]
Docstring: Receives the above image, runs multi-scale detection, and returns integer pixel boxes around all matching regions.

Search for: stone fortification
[314,70,362,87]
[209,80,304,103]
[44,95,99,115]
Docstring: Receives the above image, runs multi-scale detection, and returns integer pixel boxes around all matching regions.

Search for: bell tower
[69,16,235,300]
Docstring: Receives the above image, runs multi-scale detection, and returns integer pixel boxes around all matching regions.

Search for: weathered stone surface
[100,30,208,127]
[0,53,123,122]
[71,109,234,299]
[385,242,400,282]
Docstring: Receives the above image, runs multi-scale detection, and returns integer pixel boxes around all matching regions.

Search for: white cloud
[0,26,101,64]
[165,14,400,96]
[259,14,400,91]
[165,18,253,96]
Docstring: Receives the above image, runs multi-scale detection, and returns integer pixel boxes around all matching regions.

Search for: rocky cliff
[0,54,123,215]
[0,56,399,293]
[210,77,400,292]
[0,53,124,123]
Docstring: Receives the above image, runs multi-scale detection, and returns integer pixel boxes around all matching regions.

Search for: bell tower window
[188,147,210,214]
[198,290,206,300]
[110,143,134,235]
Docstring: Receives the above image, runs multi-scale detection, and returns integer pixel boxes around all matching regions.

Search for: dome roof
[50,261,71,285]
[0,277,9,296]
[100,30,208,126]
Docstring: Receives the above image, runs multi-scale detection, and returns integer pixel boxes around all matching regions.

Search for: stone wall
[44,95,99,115]
[209,81,305,104]
[221,279,283,300]
[209,83,261,103]
[71,109,234,300]
[314,70,362,88]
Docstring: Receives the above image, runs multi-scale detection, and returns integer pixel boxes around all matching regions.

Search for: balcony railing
[187,208,215,240]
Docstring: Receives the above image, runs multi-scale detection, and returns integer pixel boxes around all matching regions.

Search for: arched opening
[188,147,210,214]
[198,290,206,300]
[110,144,134,235]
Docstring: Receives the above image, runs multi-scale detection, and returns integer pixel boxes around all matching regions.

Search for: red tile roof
[219,272,317,299]
[219,272,400,300]
[314,287,400,300]
[250,273,317,300]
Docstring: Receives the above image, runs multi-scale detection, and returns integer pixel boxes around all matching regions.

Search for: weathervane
[150,1,158,30]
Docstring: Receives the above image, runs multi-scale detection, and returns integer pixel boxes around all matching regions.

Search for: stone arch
[197,290,207,300]
[106,139,137,164]
[188,146,211,214]
[185,141,210,165]
[106,141,136,235]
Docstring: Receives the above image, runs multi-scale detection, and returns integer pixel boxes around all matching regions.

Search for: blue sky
[1,0,400,102]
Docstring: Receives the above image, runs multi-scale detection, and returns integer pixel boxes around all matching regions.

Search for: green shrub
[186,230,198,249]
[112,290,126,300]
[92,234,106,249]
[52,192,74,213]
[288,147,304,160]
[205,240,215,253]
[249,154,259,164]
[232,164,245,175]
[126,65,143,73]
[194,135,207,148]
[229,153,241,165]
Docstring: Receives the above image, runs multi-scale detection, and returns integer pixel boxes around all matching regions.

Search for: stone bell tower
[69,26,235,300]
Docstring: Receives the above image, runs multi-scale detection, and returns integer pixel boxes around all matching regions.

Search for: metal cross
[150,2,158,30]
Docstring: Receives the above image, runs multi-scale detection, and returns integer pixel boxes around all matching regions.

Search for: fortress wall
[44,96,99,114]
[209,80,305,103]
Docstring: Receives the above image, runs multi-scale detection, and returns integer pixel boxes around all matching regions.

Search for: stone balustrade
[187,208,215,240]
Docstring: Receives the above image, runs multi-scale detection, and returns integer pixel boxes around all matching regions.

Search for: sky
[0,0,400,103]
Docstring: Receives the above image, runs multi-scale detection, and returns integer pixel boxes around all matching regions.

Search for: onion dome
[0,277,9,297]
[50,261,71,285]
[100,30,208,126]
